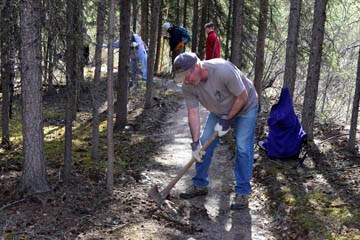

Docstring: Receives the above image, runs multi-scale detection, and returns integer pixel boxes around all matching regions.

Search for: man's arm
[226,90,248,120]
[188,107,201,142]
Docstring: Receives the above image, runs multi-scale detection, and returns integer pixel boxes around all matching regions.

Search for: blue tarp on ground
[263,88,307,159]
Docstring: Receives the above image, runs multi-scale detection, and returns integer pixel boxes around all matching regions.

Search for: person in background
[129,32,148,85]
[173,52,258,210]
[162,22,191,63]
[204,22,221,60]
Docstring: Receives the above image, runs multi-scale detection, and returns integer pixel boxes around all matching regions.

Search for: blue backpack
[262,88,307,162]
[179,27,191,44]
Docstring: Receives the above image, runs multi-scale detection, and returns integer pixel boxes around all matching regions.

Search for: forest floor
[0,76,359,240]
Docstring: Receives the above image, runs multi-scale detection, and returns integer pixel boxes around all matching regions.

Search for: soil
[0,77,359,239]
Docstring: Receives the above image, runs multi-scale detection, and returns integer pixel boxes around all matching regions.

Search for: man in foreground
[173,52,258,210]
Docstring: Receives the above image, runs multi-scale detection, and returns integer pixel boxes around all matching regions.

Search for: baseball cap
[162,22,172,31]
[173,52,199,83]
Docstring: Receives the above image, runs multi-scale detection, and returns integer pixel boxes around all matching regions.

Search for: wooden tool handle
[162,131,219,196]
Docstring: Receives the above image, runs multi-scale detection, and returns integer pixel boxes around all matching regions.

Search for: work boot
[179,185,208,199]
[230,194,249,210]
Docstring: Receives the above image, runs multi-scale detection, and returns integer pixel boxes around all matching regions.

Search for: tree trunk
[320,70,332,114]
[132,0,137,32]
[91,0,106,162]
[253,0,268,110]
[144,0,161,109]
[155,0,164,74]
[191,0,199,53]
[19,0,50,194]
[106,0,116,194]
[114,0,131,131]
[175,0,180,26]
[348,49,360,153]
[224,0,232,60]
[1,0,16,149]
[47,41,56,95]
[45,0,57,95]
[283,0,302,99]
[64,0,83,183]
[141,0,149,46]
[197,0,208,60]
[230,0,244,67]
[301,0,328,141]
[183,0,188,28]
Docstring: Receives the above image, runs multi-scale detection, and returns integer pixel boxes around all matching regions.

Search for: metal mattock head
[148,184,164,207]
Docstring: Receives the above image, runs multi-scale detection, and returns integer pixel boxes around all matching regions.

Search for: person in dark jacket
[205,22,221,60]
[162,22,191,63]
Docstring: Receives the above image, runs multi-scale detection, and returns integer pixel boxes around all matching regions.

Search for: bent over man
[173,52,258,210]
[162,22,191,63]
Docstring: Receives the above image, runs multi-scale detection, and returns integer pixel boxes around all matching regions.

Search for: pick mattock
[148,131,219,207]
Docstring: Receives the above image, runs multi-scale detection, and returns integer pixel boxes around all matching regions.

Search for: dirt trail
[136,81,275,240]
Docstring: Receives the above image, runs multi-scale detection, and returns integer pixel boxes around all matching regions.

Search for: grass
[1,103,155,178]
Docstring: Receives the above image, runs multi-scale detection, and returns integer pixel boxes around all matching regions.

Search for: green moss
[1,233,18,239]
[282,192,297,205]
[325,206,352,223]
[307,192,329,207]
[43,109,64,119]
[330,229,360,240]
[293,209,325,230]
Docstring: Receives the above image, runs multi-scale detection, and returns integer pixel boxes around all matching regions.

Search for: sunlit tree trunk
[301,0,328,141]
[19,0,50,194]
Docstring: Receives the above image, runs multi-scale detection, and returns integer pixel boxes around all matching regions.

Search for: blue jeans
[192,106,258,195]
[140,52,147,82]
[130,52,147,83]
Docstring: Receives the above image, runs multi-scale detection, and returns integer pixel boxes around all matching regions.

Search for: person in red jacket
[205,22,221,60]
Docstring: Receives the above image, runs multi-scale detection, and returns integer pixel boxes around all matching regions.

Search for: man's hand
[191,140,204,162]
[214,116,233,137]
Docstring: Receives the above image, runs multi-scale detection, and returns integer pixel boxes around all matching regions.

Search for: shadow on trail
[252,119,360,239]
